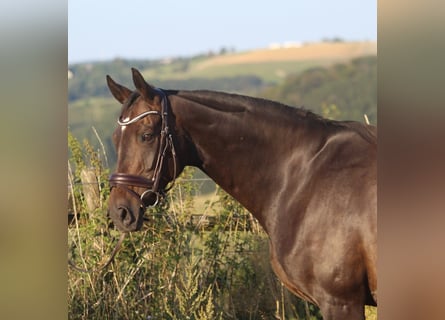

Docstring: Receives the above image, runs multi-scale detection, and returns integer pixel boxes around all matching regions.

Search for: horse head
[106,68,180,232]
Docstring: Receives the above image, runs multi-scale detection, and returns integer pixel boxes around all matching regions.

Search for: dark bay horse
[106,68,377,319]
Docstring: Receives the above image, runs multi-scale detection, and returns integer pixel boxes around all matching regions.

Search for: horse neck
[170,91,327,224]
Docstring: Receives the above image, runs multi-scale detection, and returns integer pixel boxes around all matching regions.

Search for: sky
[68,0,376,64]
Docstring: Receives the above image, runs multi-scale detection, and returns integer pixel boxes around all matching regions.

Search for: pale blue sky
[68,0,376,63]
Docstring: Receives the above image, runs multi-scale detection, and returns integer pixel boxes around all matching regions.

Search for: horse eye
[141,133,153,142]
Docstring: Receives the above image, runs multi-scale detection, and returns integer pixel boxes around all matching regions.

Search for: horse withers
[106,68,377,320]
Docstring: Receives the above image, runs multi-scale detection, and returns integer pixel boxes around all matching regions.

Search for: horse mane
[173,89,316,118]
[173,90,249,113]
[338,121,377,145]
[169,89,376,145]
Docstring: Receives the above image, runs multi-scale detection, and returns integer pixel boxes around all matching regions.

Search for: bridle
[109,89,177,210]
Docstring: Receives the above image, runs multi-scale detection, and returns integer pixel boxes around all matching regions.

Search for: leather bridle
[109,89,177,210]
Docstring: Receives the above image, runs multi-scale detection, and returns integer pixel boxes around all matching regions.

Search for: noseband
[109,89,177,209]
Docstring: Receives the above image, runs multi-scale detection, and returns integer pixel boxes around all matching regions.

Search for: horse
[106,68,377,320]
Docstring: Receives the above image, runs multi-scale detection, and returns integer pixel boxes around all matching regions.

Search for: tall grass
[68,132,375,319]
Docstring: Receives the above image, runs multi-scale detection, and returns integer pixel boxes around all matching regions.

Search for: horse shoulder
[266,127,376,309]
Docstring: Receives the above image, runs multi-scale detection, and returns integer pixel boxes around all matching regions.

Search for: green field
[141,59,329,84]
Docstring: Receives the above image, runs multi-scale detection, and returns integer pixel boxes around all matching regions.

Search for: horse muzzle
[109,173,163,207]
[108,173,163,231]
[107,203,145,232]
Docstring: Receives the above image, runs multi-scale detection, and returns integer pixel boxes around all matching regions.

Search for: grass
[68,175,378,319]
[366,306,378,320]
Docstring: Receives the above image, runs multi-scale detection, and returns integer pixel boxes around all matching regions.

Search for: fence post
[80,168,100,213]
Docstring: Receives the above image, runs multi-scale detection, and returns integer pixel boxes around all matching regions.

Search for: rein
[109,89,177,210]
[68,232,126,273]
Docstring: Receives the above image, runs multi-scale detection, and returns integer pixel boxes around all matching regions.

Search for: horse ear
[106,75,132,104]
[131,68,156,100]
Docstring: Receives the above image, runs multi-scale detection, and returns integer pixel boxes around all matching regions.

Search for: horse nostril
[117,206,133,226]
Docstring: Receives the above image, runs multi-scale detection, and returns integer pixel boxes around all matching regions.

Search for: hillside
[188,41,375,70]
[69,41,376,101]
[261,55,377,123]
[140,41,375,81]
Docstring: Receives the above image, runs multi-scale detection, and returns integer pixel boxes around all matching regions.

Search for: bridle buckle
[140,189,161,207]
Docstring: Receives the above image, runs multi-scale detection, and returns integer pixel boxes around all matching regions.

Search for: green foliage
[68,131,110,216]
[68,131,85,177]
[261,56,377,123]
[164,255,222,320]
[321,103,342,120]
